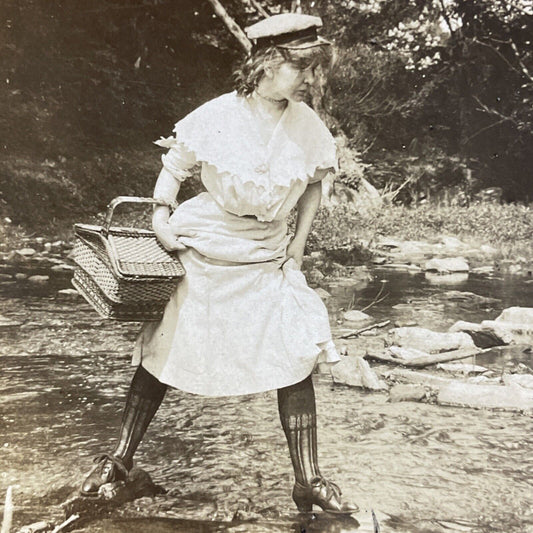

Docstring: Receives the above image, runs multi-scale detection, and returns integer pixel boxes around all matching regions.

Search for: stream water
[1,268,532,532]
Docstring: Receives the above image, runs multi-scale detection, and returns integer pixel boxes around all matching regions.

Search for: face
[266,56,318,102]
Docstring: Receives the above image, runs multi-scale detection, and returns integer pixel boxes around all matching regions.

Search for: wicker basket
[72,196,185,321]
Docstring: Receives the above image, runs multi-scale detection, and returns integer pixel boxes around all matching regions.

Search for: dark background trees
[0,0,531,227]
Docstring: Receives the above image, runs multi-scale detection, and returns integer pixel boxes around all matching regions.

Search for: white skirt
[132,193,339,396]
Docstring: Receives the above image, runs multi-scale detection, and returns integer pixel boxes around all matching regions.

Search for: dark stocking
[277,374,321,485]
[111,364,167,469]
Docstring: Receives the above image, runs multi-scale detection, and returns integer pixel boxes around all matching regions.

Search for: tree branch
[206,0,252,54]
[248,0,270,18]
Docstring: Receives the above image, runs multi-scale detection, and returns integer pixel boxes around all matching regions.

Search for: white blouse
[155,91,338,222]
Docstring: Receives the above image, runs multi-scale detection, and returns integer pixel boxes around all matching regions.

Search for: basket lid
[107,229,185,279]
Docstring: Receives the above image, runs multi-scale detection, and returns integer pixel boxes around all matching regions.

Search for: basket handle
[104,196,172,235]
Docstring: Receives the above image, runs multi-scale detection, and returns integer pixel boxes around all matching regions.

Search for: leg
[277,374,358,514]
[81,365,167,495]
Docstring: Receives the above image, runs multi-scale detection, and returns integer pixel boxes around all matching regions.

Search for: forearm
[293,180,322,246]
[152,167,180,228]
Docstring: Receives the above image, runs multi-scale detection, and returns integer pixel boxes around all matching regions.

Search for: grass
[308,202,533,261]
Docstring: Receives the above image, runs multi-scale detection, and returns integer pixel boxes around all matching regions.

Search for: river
[1,268,532,532]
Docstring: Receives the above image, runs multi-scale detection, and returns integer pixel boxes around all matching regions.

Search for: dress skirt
[132,192,339,396]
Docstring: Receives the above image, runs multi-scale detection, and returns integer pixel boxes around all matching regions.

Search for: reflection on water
[0,270,532,532]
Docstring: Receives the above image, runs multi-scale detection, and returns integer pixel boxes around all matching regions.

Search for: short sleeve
[294,103,338,182]
[154,137,198,182]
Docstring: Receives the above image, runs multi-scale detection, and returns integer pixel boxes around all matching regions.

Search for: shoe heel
[292,485,313,513]
[294,498,313,513]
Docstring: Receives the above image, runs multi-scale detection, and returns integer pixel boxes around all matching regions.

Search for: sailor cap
[245,13,330,50]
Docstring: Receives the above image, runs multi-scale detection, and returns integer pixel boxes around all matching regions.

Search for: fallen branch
[340,320,390,339]
[366,347,490,368]
[51,515,79,533]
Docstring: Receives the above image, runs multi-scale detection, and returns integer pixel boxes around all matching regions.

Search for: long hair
[233,45,333,96]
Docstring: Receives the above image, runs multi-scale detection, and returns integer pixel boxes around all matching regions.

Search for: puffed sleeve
[153,136,198,182]
[301,106,338,184]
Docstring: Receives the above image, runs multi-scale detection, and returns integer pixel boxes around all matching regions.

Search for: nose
[303,67,315,84]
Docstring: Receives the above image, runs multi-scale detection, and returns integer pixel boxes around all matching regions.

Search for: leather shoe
[292,476,359,514]
[80,454,130,496]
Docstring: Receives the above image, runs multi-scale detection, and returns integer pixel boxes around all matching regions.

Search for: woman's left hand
[286,238,305,269]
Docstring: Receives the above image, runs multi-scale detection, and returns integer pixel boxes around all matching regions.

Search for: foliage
[306,200,533,262]
[0,0,532,229]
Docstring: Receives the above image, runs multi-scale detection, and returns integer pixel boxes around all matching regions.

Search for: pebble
[51,263,75,272]
[343,309,372,322]
[28,275,49,285]
[57,288,81,300]
[389,384,427,403]
[16,248,37,257]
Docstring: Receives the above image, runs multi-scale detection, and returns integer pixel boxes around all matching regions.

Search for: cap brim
[277,36,331,50]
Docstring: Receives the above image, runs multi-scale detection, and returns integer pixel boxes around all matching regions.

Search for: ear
[263,63,275,79]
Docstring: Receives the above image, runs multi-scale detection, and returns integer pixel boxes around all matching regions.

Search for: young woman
[81,13,357,514]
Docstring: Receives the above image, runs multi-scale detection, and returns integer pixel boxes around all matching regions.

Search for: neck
[253,88,288,112]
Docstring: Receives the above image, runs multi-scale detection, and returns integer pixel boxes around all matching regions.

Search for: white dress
[132,91,340,396]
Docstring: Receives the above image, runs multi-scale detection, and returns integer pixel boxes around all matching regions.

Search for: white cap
[245,13,330,50]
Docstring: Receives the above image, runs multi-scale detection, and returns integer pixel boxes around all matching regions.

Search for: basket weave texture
[72,222,185,321]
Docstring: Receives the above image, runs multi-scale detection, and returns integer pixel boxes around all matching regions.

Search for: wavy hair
[234,45,333,96]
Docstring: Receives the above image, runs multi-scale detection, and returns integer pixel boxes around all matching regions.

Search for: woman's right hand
[153,222,187,252]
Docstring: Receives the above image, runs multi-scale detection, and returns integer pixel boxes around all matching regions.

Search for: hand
[286,238,305,269]
[153,222,187,252]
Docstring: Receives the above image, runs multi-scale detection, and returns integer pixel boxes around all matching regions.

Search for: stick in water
[51,514,80,533]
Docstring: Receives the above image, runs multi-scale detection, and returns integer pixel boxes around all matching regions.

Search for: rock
[63,467,162,516]
[306,268,325,285]
[390,327,475,353]
[439,236,466,250]
[389,384,427,403]
[437,381,533,412]
[331,356,363,387]
[51,263,75,273]
[388,346,429,361]
[471,265,494,275]
[343,310,372,323]
[314,287,331,300]
[44,242,53,252]
[481,318,533,344]
[16,248,37,257]
[14,273,28,281]
[495,307,533,325]
[57,288,81,300]
[331,356,388,390]
[16,521,51,533]
[502,373,533,389]
[448,320,510,347]
[0,273,12,281]
[436,363,488,375]
[27,275,49,285]
[424,272,469,285]
[424,257,469,273]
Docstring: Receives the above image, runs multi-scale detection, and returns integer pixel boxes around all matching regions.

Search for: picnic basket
[72,196,185,321]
